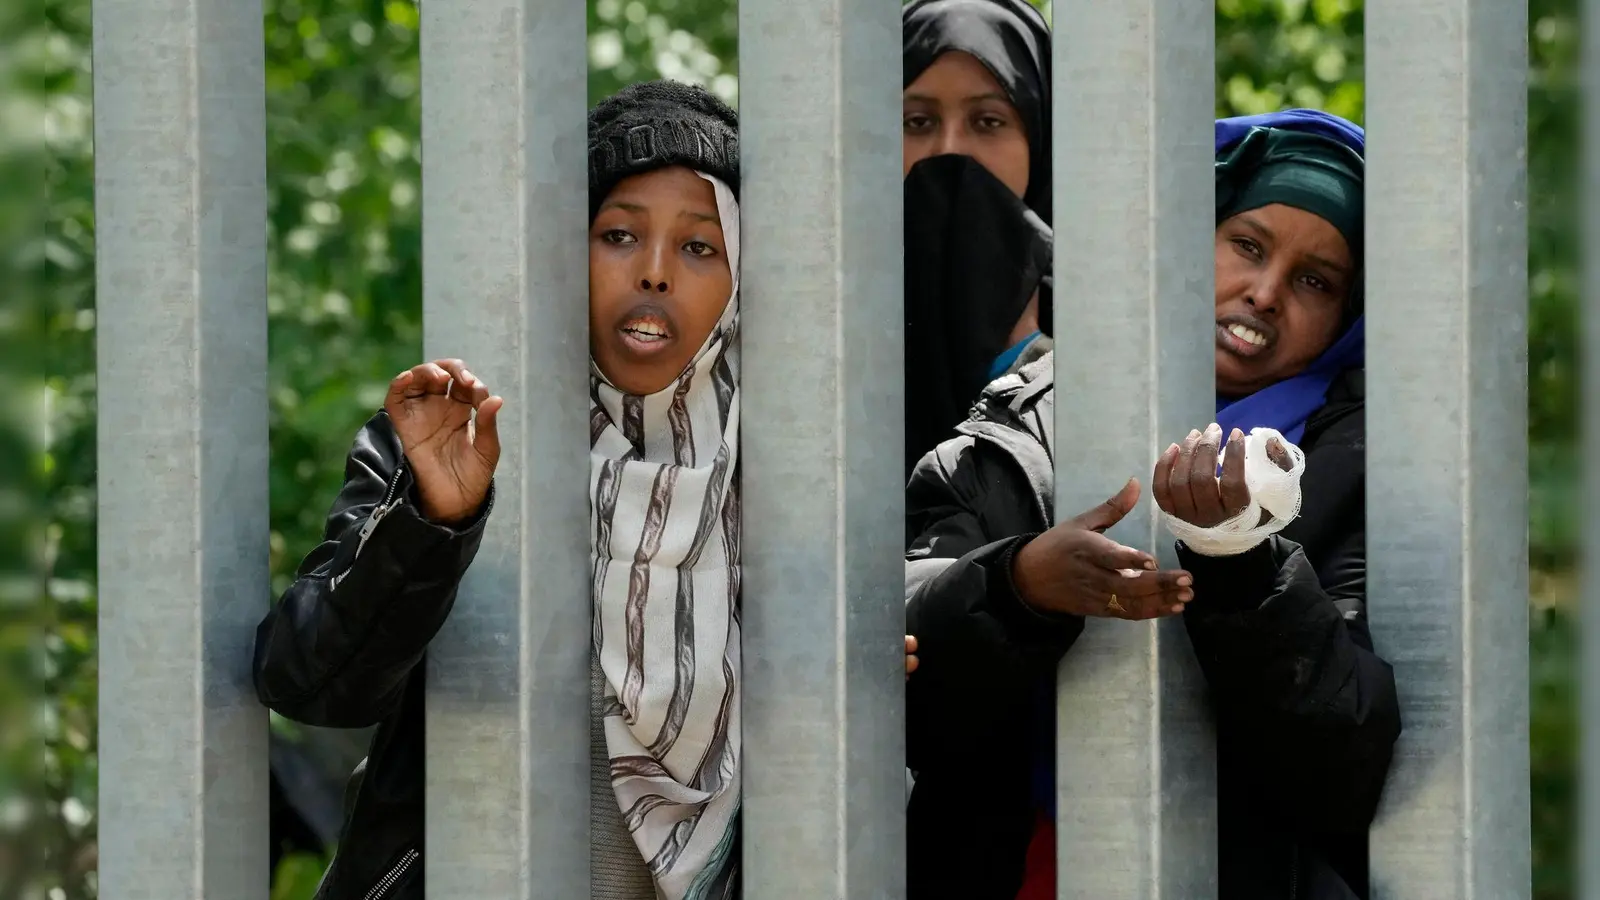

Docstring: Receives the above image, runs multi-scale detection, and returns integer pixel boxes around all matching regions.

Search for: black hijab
[903,0,1052,222]
[902,0,1054,480]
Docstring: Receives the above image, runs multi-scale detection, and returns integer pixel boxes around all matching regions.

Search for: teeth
[1228,323,1267,347]
[625,322,667,339]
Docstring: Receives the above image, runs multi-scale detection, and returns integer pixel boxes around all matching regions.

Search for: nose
[1244,273,1287,315]
[933,120,968,158]
[638,240,672,295]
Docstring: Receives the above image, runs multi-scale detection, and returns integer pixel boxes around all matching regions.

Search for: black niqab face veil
[903,0,1052,222]
[903,155,1051,481]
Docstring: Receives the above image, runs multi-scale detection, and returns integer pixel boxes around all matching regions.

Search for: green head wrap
[1215,127,1365,268]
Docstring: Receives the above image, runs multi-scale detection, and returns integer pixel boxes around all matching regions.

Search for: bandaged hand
[1152,423,1303,557]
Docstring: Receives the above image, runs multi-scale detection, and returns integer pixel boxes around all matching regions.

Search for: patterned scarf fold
[590,173,742,900]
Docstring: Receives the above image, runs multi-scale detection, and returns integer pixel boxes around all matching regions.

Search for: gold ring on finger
[1106,592,1126,614]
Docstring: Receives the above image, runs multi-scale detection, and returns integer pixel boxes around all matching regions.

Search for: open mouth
[617,308,675,355]
[1215,318,1273,358]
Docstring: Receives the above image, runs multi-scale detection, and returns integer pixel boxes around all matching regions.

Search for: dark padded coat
[903,356,1400,900]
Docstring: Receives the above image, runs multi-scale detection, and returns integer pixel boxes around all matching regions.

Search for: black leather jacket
[904,357,1401,900]
[253,411,492,900]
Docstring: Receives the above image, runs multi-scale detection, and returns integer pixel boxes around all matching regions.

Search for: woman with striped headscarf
[251,79,745,900]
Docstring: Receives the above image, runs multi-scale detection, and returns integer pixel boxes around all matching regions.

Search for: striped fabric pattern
[589,174,742,900]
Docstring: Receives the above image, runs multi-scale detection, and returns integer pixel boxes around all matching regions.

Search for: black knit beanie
[588,80,740,221]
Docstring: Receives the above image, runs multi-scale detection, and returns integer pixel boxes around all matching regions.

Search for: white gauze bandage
[1163,427,1307,557]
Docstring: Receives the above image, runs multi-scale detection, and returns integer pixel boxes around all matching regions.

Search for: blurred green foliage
[0,0,1579,897]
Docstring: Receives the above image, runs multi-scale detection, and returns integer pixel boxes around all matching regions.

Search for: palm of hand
[395,395,486,505]
[384,360,503,525]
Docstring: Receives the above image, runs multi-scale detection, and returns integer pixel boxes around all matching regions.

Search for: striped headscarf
[589,172,742,900]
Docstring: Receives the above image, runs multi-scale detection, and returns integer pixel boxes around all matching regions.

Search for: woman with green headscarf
[902,110,1399,900]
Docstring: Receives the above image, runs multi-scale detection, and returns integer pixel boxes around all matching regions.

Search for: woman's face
[903,51,1031,198]
[590,166,732,396]
[1214,203,1353,397]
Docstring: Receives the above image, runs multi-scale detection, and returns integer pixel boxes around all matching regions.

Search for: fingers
[1266,436,1293,472]
[385,369,415,408]
[1098,570,1193,619]
[1076,529,1156,572]
[1187,423,1226,525]
[1067,477,1141,533]
[1218,427,1250,518]
[436,359,492,407]
[1168,429,1200,521]
[385,363,450,414]
[411,362,453,396]
[475,396,504,466]
[387,360,495,410]
[1101,567,1192,601]
[1151,443,1179,514]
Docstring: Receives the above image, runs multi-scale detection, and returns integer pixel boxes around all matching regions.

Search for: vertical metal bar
[418,1,590,896]
[1051,0,1216,896]
[739,0,905,895]
[1365,0,1530,897]
[1586,0,1600,892]
[93,0,269,895]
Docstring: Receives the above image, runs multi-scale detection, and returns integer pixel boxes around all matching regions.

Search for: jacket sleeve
[1177,526,1401,835]
[904,437,1082,774]
[253,411,494,728]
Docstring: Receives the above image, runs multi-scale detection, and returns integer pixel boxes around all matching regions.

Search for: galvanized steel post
[418,2,592,896]
[1050,1,1218,897]
[738,0,907,896]
[92,0,270,895]
[1365,0,1531,897]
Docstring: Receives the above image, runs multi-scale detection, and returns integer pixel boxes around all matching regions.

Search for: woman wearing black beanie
[900,0,1054,479]
[251,79,746,900]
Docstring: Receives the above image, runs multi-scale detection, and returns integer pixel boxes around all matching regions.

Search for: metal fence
[92,0,1530,897]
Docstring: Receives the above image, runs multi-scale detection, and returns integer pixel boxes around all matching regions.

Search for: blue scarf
[1029,109,1366,820]
[1217,316,1364,445]
[989,331,1043,380]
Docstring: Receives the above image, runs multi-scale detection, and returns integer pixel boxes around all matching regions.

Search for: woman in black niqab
[902,0,1055,479]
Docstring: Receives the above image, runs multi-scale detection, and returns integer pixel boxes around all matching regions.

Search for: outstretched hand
[384,359,503,525]
[1011,478,1194,620]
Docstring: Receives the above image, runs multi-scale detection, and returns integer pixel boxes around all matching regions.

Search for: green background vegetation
[0,0,1579,897]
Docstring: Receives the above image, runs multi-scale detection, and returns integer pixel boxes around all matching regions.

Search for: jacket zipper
[332,463,407,589]
[362,848,419,900]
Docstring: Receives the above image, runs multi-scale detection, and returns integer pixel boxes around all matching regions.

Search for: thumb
[1068,477,1140,533]
[475,396,504,470]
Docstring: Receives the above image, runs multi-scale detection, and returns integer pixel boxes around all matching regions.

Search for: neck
[1008,290,1041,346]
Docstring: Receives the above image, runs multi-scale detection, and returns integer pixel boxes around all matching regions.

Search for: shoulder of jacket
[972,351,1055,418]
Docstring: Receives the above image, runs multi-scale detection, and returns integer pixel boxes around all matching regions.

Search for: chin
[1214,357,1257,398]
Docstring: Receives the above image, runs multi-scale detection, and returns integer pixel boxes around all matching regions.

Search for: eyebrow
[1236,214,1352,277]
[599,200,719,224]
[903,91,1012,106]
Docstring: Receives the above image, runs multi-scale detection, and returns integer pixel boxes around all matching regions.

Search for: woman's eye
[902,113,934,132]
[974,114,1008,132]
[1302,273,1332,293]
[1232,237,1261,258]
[685,241,716,257]
[602,229,634,245]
